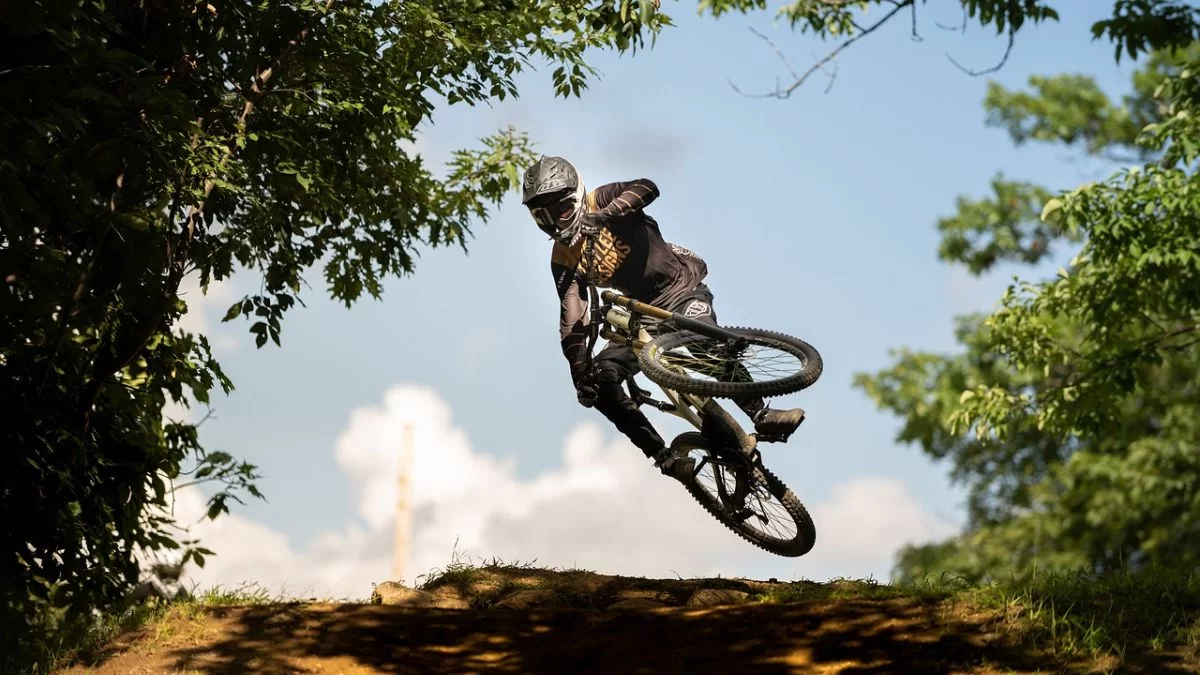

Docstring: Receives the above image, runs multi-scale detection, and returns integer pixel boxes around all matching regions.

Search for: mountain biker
[521,155,806,481]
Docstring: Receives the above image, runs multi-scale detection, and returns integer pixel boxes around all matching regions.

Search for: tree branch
[1046,322,1200,399]
[1138,308,1169,335]
[1100,149,1147,165]
[744,26,800,88]
[935,5,969,33]
[730,0,913,99]
[946,26,1016,77]
[822,60,839,94]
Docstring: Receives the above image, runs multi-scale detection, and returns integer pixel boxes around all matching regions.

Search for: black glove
[576,380,599,408]
[576,211,612,236]
[573,362,600,408]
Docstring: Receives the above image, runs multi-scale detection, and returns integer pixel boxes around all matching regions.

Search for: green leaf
[1039,198,1064,223]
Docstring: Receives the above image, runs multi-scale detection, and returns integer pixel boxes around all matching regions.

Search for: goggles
[529,194,577,237]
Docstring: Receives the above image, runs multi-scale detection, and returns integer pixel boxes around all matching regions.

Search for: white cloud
[808,476,960,579]
[167,384,958,600]
[399,135,425,159]
[150,486,386,600]
[175,274,237,348]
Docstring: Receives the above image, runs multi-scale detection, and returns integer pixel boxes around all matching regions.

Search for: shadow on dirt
[87,598,1192,674]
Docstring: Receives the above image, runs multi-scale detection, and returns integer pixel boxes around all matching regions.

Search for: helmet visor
[528,193,578,237]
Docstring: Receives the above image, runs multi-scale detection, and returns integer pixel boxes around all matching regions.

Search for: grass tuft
[963,566,1200,662]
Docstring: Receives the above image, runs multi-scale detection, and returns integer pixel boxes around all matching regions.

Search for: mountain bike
[583,283,823,557]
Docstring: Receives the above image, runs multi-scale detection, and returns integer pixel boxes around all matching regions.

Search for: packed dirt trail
[60,568,1197,674]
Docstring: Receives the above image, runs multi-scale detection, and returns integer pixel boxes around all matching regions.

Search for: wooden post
[390,423,414,582]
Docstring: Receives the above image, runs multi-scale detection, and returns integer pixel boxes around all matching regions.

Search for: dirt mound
[56,567,1198,674]
[378,565,785,610]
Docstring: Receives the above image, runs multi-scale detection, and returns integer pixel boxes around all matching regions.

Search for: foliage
[0,0,668,669]
[854,44,1200,582]
[956,63,1200,439]
[937,177,1067,275]
[699,0,1199,96]
[697,0,1198,56]
[707,4,1200,586]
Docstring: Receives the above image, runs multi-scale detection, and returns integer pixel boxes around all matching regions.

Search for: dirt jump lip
[56,568,1198,674]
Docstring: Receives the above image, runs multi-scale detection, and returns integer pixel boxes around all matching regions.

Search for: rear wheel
[638,326,822,399]
[671,431,815,557]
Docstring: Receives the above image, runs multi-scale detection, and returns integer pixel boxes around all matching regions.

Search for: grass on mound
[417,555,1200,668]
[22,583,284,675]
[965,567,1200,664]
[26,556,1200,675]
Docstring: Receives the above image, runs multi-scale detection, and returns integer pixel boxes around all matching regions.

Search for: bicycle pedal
[752,432,789,444]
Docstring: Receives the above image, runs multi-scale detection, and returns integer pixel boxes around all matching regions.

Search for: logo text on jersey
[578,228,632,284]
[670,243,696,258]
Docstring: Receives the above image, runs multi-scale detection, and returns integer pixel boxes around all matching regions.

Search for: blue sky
[172,2,1139,595]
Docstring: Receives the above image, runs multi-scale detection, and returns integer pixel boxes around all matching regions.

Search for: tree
[0,0,668,667]
[853,45,1200,582]
[699,0,1200,98]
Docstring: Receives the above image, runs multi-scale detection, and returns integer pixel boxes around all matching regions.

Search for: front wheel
[638,326,822,398]
[671,432,815,557]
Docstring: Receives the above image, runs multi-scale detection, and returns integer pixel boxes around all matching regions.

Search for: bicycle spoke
[731,477,799,542]
[743,486,798,541]
[686,449,800,545]
[657,338,808,385]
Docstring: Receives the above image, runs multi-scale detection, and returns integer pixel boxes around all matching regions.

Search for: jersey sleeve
[551,243,591,383]
[590,179,659,218]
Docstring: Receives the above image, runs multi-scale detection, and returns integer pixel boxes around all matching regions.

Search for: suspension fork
[698,398,761,467]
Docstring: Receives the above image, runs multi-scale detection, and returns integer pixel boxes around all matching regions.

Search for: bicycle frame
[586,286,758,456]
[576,284,817,559]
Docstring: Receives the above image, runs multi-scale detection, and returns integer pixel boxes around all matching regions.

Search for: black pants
[591,284,766,457]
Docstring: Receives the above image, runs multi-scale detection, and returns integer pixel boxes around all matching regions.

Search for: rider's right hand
[573,362,600,408]
[575,380,599,408]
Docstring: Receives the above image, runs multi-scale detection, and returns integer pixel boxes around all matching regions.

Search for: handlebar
[600,290,673,321]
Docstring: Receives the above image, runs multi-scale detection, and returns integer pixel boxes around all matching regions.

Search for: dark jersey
[550,179,707,380]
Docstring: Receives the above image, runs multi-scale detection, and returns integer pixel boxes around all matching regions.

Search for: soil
[57,568,1199,674]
